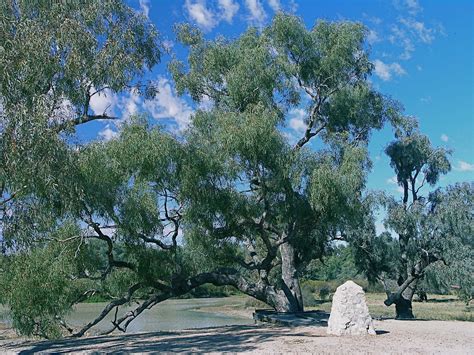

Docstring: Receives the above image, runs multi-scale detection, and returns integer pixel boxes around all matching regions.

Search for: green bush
[301,279,339,296]
[319,286,330,300]
[302,283,319,307]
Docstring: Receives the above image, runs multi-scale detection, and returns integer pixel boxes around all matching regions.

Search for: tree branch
[54,114,119,132]
[72,283,142,337]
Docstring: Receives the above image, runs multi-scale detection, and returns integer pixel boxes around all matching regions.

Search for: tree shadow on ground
[9,325,321,354]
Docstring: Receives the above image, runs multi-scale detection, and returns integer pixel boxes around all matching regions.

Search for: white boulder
[327,280,376,336]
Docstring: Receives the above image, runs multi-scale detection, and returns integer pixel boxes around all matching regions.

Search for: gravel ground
[1,319,473,354]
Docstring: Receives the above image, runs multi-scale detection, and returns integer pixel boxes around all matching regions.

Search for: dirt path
[1,319,473,354]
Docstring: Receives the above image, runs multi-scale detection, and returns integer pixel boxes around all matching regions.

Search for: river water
[0,297,253,335]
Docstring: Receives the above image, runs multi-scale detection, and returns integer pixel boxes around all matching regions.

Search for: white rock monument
[327,280,376,336]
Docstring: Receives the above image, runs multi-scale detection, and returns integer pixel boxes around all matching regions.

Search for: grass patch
[306,293,473,321]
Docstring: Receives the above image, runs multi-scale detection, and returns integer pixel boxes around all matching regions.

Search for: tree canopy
[0,2,471,338]
[352,126,473,318]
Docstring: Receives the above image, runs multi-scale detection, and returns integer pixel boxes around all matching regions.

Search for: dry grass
[206,293,473,322]
[307,293,473,321]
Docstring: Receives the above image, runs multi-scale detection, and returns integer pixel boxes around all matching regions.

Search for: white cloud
[139,0,150,19]
[185,0,241,30]
[373,59,406,81]
[144,78,193,130]
[399,18,435,44]
[162,40,174,51]
[245,0,267,25]
[218,0,239,23]
[440,134,449,142]
[393,0,422,15]
[198,95,214,111]
[283,108,308,145]
[390,0,442,60]
[49,97,76,125]
[367,29,380,44]
[387,175,404,193]
[185,0,217,31]
[288,0,298,12]
[375,220,386,235]
[405,0,422,15]
[455,160,474,172]
[288,108,307,134]
[399,40,415,60]
[119,90,141,120]
[387,175,398,185]
[420,96,431,103]
[390,18,440,59]
[98,125,118,141]
[268,0,281,12]
[89,88,118,116]
[362,13,382,25]
[389,25,415,60]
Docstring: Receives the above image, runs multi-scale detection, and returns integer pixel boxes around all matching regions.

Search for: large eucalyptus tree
[169,14,401,312]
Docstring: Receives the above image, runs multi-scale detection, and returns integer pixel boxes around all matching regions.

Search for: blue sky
[84,0,474,199]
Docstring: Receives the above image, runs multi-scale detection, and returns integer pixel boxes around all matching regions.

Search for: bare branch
[54,114,119,132]
[72,283,142,337]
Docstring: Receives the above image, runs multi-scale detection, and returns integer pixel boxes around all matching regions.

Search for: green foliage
[265,15,372,99]
[386,129,451,189]
[0,0,163,337]
[352,120,471,318]
[319,286,331,300]
[352,229,400,283]
[171,25,290,111]
[301,284,319,307]
[420,184,474,304]
[171,13,400,283]
[4,6,467,337]
[3,230,87,338]
[1,0,161,204]
[0,0,160,107]
[305,245,360,281]
[309,145,369,228]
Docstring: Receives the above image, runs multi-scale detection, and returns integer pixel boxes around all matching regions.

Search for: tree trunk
[394,297,414,319]
[385,278,418,319]
[395,279,417,319]
[279,242,304,312]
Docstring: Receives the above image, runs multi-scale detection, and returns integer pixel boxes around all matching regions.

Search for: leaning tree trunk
[394,296,414,319]
[392,282,416,319]
[278,242,304,312]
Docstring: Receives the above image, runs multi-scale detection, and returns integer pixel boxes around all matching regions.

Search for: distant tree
[304,245,360,282]
[352,124,473,318]
[420,185,474,305]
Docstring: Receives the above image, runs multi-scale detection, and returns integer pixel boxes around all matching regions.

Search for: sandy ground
[1,319,473,354]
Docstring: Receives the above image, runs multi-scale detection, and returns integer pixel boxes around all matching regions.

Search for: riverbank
[2,319,474,354]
